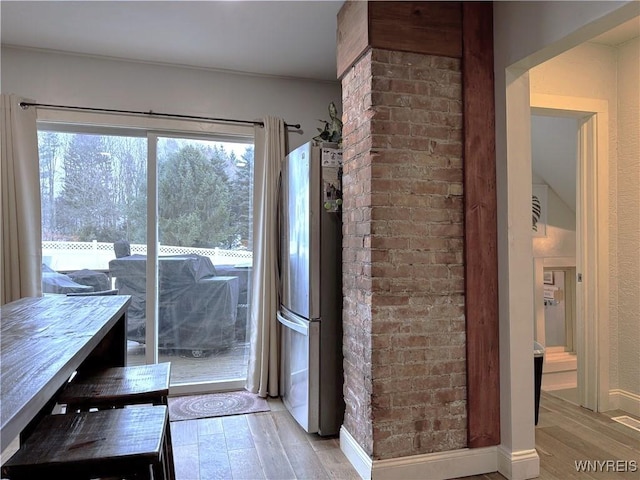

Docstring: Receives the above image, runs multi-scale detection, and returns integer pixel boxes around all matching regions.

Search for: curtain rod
[19,101,301,130]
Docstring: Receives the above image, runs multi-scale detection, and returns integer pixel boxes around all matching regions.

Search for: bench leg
[164,417,176,480]
[151,458,167,480]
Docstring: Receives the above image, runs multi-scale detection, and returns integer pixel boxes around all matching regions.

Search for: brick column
[338,0,499,464]
[341,50,375,455]
[342,48,466,459]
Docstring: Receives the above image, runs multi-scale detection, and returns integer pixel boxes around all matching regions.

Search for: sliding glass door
[38,123,253,392]
[153,135,253,386]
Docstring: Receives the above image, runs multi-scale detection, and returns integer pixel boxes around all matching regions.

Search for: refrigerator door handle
[276,170,282,303]
[277,311,309,336]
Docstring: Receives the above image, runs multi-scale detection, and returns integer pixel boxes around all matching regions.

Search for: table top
[1,295,131,451]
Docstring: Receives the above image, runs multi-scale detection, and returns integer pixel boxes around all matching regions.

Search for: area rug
[168,391,270,421]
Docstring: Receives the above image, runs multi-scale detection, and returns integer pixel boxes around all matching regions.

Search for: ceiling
[531,115,578,212]
[591,16,639,46]
[2,2,636,213]
[0,1,344,81]
[2,2,638,84]
[1,2,637,82]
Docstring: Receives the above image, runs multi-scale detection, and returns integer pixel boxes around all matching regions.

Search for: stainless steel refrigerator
[278,141,344,436]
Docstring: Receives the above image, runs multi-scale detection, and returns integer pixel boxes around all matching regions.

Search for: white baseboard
[497,446,540,480]
[609,389,640,416]
[340,426,498,480]
[372,446,497,480]
[340,426,372,480]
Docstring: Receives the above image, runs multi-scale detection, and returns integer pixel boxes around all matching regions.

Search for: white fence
[42,241,252,272]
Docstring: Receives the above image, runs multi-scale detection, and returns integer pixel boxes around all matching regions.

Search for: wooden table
[1,295,130,452]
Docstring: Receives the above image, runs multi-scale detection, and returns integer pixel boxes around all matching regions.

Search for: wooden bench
[1,406,175,479]
[58,363,171,412]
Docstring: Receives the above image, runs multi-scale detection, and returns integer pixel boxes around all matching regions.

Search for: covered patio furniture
[42,264,94,294]
[215,264,251,342]
[109,254,239,356]
[68,269,111,292]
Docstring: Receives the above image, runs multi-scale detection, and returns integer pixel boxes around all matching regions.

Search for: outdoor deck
[126,341,250,385]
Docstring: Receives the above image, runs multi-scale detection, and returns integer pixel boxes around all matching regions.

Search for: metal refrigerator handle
[277,311,309,336]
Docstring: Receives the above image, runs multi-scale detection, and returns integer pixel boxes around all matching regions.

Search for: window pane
[39,129,149,362]
[155,136,253,384]
[40,130,147,270]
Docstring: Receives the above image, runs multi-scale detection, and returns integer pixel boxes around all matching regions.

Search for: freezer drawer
[278,309,319,433]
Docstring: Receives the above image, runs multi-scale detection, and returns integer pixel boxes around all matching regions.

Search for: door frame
[36,108,253,395]
[530,93,610,412]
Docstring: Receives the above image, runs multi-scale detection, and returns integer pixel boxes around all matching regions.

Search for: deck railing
[42,241,252,271]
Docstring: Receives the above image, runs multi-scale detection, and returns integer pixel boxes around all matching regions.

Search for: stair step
[543,359,577,373]
[543,350,577,374]
[542,369,577,391]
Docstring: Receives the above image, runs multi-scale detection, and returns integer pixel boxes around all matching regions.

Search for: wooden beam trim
[369,1,462,59]
[337,1,462,79]
[337,0,371,79]
[462,1,501,448]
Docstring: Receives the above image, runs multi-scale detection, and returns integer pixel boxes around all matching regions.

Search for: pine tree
[56,133,119,241]
[107,136,147,243]
[158,144,231,248]
[38,131,65,240]
[230,146,254,249]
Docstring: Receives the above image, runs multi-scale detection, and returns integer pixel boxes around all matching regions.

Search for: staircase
[541,347,577,391]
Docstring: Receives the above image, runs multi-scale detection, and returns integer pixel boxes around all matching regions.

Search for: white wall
[529,42,616,268]
[0,46,342,151]
[493,1,637,478]
[532,186,576,260]
[531,115,578,211]
[530,37,640,399]
[617,37,640,396]
[495,1,636,70]
[531,114,578,261]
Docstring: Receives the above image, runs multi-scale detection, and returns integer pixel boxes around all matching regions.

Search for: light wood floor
[171,392,640,480]
[170,398,360,480]
[460,392,640,480]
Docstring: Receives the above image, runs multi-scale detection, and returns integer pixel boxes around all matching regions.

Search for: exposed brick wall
[341,49,375,456]
[341,48,467,460]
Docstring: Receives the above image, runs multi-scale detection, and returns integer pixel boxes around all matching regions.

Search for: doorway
[530,95,611,412]
[530,113,580,404]
[541,266,578,404]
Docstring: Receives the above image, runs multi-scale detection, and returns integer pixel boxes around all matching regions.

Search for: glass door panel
[38,129,148,367]
[156,136,253,386]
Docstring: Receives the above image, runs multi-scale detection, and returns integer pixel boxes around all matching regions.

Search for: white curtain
[246,116,286,397]
[1,95,42,304]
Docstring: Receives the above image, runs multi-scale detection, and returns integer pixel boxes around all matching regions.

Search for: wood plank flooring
[459,392,640,480]
[4,390,637,479]
[172,392,639,480]
[170,398,361,480]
